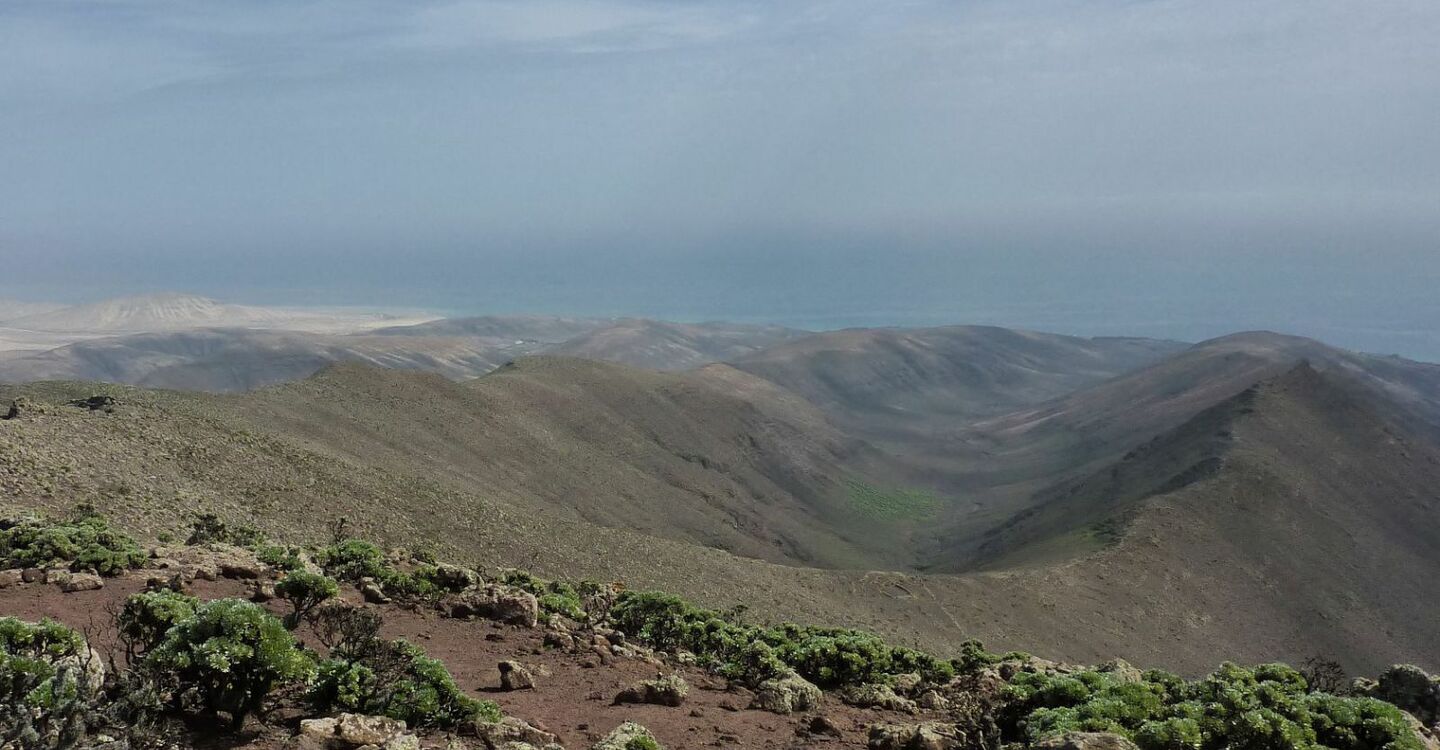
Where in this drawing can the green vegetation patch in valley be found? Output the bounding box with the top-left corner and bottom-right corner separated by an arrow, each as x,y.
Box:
843,478 -> 941,520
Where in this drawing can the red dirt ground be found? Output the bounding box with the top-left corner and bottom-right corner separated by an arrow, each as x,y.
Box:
1,571 -> 952,749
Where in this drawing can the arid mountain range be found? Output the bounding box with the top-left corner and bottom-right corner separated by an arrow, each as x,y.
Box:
1,293 -> 1438,676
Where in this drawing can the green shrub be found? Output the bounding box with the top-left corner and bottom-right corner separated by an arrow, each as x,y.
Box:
316,539 -> 390,581
185,513 -> 265,548
275,571 -> 340,629
117,590 -> 199,660
500,570 -> 585,620
144,599 -> 314,729
311,639 -> 499,728
0,515 -> 145,576
1004,663 -> 1424,750
316,539 -> 438,600
0,617 -> 97,747
608,591 -> 952,688
254,544 -> 304,572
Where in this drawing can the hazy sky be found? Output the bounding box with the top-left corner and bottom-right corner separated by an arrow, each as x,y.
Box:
2,1 -> 1438,356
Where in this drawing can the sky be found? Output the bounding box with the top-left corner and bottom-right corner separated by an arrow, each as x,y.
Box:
1,0 -> 1438,357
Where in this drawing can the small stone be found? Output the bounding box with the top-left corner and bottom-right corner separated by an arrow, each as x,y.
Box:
250,580 -> 276,602
808,715 -> 844,737
360,579 -> 392,604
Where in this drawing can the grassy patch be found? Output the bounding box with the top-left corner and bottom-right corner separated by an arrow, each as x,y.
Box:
843,479 -> 939,520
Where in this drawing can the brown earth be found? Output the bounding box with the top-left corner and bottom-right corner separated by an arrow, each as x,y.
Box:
0,571 -> 950,750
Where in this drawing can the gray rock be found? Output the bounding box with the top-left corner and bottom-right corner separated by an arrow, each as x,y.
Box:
752,670 -> 823,714
499,660 -> 536,691
1035,732 -> 1142,750
472,716 -> 561,749
61,572 -> 104,592
843,683 -> 918,713
867,721 -> 967,750
590,722 -> 662,750
614,674 -> 688,707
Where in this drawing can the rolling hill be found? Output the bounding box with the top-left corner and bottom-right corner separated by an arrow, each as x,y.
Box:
549,319 -> 808,371
0,310 -> 810,389
2,343 -> 1439,675
729,326 -> 1189,439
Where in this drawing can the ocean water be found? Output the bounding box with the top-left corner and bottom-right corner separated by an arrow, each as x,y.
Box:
6,245 -> 1439,363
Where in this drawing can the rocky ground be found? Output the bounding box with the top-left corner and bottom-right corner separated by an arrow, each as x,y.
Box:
0,543 -> 986,750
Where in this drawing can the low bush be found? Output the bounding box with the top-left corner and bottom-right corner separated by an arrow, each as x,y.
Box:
117,590 -> 199,661
316,539 -> 439,601
254,544 -> 304,572
608,591 -> 953,688
0,514 -> 146,576
1004,662 -> 1424,750
144,599 -> 314,729
500,570 -> 586,620
0,617 -> 96,748
275,571 -> 340,629
311,639 -> 500,728
184,513 -> 266,548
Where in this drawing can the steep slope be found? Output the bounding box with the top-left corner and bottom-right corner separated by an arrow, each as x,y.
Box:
549,319 -> 808,371
964,332 -> 1440,485
370,314 -> 613,342
948,365 -> 1440,670
0,358 -> 907,569
1,363 -> 1438,674
730,326 -> 1188,439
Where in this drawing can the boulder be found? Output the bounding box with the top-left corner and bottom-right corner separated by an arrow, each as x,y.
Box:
808,715 -> 845,737
472,716 -> 561,749
43,568 -> 73,586
55,646 -> 106,694
591,722 -> 662,750
165,543 -> 267,580
337,713 -> 409,745
1035,732 -> 1142,750
251,580 -> 276,602
891,672 -> 924,695
614,674 -> 688,707
429,563 -> 478,591
867,721 -> 967,750
1373,665 -> 1440,725
445,585 -> 539,628
752,670 -> 823,715
1097,659 -> 1144,684
917,690 -> 950,711
21,567 -> 45,583
61,572 -> 104,592
299,717 -> 341,750
359,578 -> 392,604
843,683 -> 918,713
499,661 -> 536,691
0,569 -> 23,587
